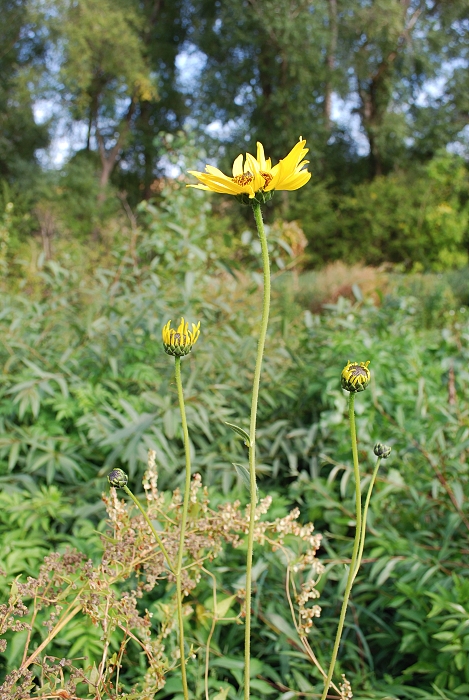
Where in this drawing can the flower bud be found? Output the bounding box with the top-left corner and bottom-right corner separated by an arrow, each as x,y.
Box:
341,361 -> 371,393
108,468 -> 128,488
373,443 -> 391,459
162,317 -> 200,357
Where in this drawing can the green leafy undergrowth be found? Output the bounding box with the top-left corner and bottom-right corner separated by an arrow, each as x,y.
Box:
2,189 -> 469,695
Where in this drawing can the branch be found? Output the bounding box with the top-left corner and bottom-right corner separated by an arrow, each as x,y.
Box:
369,2 -> 423,85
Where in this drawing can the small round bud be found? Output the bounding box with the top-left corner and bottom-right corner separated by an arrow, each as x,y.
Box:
341,360 -> 371,393
162,317 -> 200,357
108,468 -> 128,488
373,443 -> 391,459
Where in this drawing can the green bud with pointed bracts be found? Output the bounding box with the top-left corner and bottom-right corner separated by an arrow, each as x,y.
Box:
374,443 -> 391,459
108,468 -> 128,488
341,360 -> 371,393
162,317 -> 201,357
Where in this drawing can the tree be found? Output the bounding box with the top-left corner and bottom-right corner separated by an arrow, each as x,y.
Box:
0,0 -> 49,180
119,0 -> 191,199
409,0 -> 469,161
335,0 -> 469,176
55,0 -> 157,191
190,0 -> 334,163
190,0 -> 469,183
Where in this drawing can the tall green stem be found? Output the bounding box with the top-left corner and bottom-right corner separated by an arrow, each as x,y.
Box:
174,355 -> 192,700
320,393 -> 362,700
353,456 -> 381,582
122,485 -> 175,574
244,201 -> 271,700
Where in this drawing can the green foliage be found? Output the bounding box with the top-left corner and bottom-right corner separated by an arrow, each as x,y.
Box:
58,0 -> 157,118
1,184 -> 469,696
291,151 -> 469,270
0,0 -> 49,180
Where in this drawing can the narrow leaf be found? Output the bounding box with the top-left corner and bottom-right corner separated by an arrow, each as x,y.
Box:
225,422 -> 250,446
233,463 -> 255,492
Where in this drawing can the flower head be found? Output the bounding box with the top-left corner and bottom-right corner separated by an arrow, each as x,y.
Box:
374,443 -> 391,459
108,468 -> 128,488
341,361 -> 371,393
187,137 -> 311,202
162,317 -> 200,357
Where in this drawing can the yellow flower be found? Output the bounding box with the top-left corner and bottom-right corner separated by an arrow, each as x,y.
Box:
341,361 -> 371,393
187,137 -> 311,201
162,317 -> 201,357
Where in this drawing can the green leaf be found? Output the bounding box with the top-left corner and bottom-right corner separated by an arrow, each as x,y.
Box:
233,463 -> 255,492
88,663 -> 99,694
432,631 -> 454,642
225,422 -> 250,446
215,595 -> 237,619
213,689 -> 229,700
454,684 -> 469,695
8,441 -> 20,471
264,612 -> 301,644
250,679 -> 277,695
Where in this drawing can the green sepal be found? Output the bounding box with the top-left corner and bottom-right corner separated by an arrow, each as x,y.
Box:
374,442 -> 391,458
108,468 -> 128,488
163,342 -> 193,357
341,377 -> 369,393
235,190 -> 275,206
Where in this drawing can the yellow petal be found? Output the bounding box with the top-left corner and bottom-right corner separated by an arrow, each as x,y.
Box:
232,154 -> 244,177
191,173 -> 242,193
192,180 -> 239,195
276,171 -> 311,191
186,183 -> 211,191
264,161 -> 283,191
205,165 -> 233,180
280,139 -> 308,176
244,153 -> 265,191
256,142 -> 266,170
244,152 -> 260,173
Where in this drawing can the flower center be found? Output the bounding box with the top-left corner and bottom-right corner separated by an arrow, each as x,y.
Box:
173,333 -> 187,345
350,366 -> 368,379
261,171 -> 273,186
232,171 -> 254,186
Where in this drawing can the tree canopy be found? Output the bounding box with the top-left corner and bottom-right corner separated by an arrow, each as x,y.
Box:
1,0 -> 468,268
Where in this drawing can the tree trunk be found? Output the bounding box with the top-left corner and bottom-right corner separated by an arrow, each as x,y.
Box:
35,205 -> 55,261
324,0 -> 338,131
96,99 -> 137,201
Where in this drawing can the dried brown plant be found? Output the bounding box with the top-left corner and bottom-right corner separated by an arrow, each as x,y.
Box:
1,451 -> 324,700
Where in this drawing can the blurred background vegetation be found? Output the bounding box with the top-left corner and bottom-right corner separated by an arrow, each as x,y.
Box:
2,0 -> 469,698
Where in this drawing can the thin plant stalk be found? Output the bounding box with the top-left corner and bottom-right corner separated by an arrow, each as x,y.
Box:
122,360 -> 192,700
320,393 -> 362,700
244,201 -> 271,700
122,485 -> 175,574
202,566 -> 218,700
353,456 -> 381,582
21,601 -> 82,671
174,354 -> 192,700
